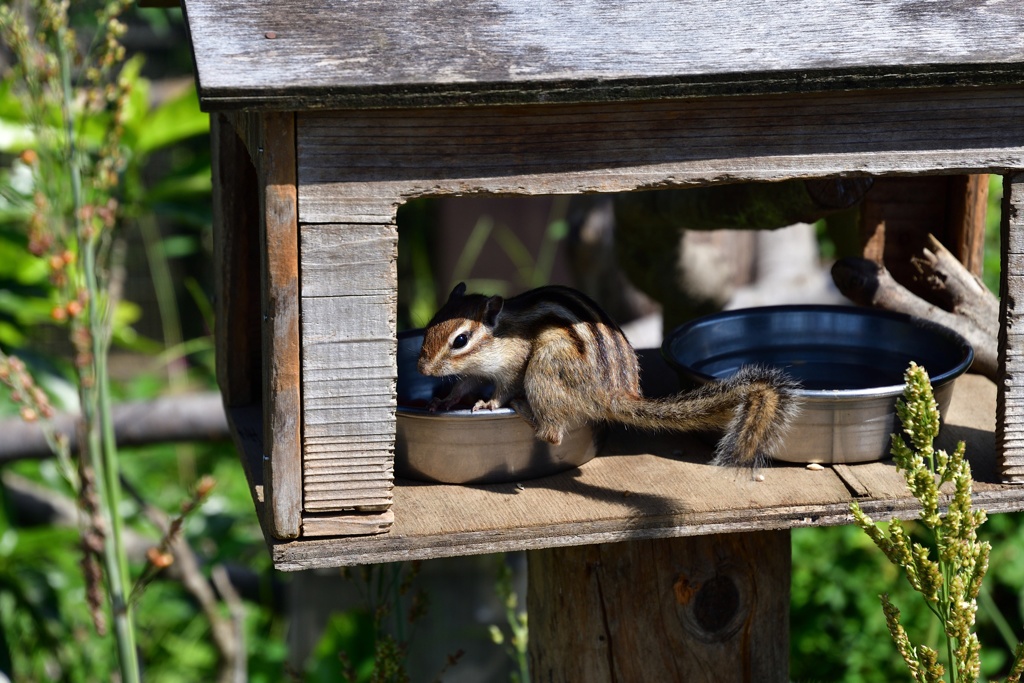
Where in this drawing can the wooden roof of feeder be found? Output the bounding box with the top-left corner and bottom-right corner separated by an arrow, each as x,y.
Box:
182,0 -> 1024,111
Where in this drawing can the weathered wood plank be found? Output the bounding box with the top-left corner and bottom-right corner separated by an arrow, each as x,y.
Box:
297,88 -> 1024,224
303,439 -> 394,456
257,112 -> 303,538
227,406 -> 393,538
528,531 -> 790,682
299,225 -> 398,513
301,511 -> 395,538
999,173 -> 1024,484
301,223 -> 397,298
860,176 -> 986,288
831,464 -> 872,498
181,0 -> 1024,110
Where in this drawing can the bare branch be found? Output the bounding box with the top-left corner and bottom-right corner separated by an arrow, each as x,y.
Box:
0,392 -> 230,462
831,242 -> 998,381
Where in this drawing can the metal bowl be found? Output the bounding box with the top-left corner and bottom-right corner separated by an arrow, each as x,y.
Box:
396,329 -> 599,484
661,305 -> 974,464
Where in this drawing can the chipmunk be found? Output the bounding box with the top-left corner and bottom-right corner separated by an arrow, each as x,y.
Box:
417,283 -> 800,467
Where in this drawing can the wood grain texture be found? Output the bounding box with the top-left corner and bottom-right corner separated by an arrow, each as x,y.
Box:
228,405 -> 394,538
181,0 -> 1024,110
528,531 -> 790,682
999,173 -> 1024,484
860,175 -> 989,289
949,174 -> 990,276
299,223 -> 398,512
860,176 -> 963,297
297,87 -> 1024,224
263,374 -> 1024,570
257,112 -> 303,538
301,511 -> 395,538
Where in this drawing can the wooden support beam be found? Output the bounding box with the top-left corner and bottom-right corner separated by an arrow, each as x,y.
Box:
257,112 -> 303,539
527,531 -> 791,682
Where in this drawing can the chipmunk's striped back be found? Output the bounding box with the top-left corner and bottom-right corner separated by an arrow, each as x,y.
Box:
498,286 -> 641,397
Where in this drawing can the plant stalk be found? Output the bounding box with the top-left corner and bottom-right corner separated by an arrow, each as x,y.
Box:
57,24 -> 140,683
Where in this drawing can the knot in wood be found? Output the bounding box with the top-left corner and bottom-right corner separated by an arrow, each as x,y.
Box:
693,575 -> 740,635
676,571 -> 749,643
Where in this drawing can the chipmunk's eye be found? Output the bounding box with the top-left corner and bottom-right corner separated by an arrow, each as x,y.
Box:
451,333 -> 469,350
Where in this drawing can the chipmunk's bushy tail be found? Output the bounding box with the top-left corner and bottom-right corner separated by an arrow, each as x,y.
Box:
615,365 -> 801,467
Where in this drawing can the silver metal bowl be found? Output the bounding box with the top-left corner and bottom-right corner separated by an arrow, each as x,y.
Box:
396,330 -> 599,484
661,305 -> 974,464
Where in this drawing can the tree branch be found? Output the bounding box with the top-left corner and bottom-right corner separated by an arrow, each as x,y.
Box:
831,235 -> 997,380
0,392 -> 230,462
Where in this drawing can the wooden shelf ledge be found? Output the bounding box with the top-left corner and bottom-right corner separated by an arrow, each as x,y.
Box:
260,372 -> 1022,571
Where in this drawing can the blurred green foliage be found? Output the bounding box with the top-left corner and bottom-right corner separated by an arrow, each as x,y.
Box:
792,511 -> 1024,682
0,4 -> 437,679
985,174 -> 1004,294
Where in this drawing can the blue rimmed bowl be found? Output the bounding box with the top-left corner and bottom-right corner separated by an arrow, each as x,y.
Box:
661,305 -> 974,464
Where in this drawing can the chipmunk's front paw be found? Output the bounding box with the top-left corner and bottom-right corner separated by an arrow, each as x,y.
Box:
428,396 -> 458,412
471,398 -> 502,412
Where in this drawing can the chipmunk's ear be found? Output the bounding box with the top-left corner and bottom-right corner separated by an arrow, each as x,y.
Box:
483,295 -> 504,328
447,282 -> 467,302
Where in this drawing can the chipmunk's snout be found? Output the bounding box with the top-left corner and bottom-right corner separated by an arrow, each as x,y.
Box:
417,350 -> 437,376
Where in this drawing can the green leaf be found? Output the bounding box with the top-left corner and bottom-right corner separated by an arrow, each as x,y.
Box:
136,86 -> 209,154
142,169 -> 213,205
0,289 -> 55,326
160,234 -> 199,259
0,240 -> 47,286
119,55 -> 150,127
0,321 -> 25,347
0,118 -> 35,151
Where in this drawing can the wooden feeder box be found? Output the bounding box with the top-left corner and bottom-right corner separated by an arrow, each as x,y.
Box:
181,1 -> 1024,572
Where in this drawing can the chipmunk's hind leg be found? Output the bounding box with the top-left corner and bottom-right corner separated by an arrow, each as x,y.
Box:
511,398 -> 567,445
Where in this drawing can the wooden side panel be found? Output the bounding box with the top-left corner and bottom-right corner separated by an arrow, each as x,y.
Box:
999,173 -> 1024,483
211,113 -> 261,408
297,88 -> 1024,224
257,112 -> 303,538
300,223 -> 398,513
527,532 -> 791,682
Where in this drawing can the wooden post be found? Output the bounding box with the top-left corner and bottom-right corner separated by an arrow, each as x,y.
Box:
527,531 -> 791,682
948,174 -> 990,276
256,112 -> 303,539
